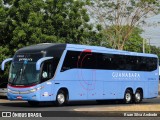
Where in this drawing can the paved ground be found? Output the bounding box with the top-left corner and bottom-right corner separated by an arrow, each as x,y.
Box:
0,97 -> 160,119
0,96 -> 160,111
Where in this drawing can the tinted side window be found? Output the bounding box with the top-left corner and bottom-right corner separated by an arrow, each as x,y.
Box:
97,53 -> 115,70
61,51 -> 97,71
125,56 -> 136,70
81,53 -> 97,69
147,58 -> 157,71
61,51 -> 79,72
61,51 -> 158,72
97,54 -> 157,71
112,54 -> 125,70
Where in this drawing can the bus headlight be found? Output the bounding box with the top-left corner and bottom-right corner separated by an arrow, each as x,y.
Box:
29,88 -> 37,93
7,89 -> 19,94
29,86 -> 43,93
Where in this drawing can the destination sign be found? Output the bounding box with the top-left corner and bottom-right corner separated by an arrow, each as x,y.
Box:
13,53 -> 43,62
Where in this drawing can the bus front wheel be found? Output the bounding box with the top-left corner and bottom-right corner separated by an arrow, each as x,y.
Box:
134,90 -> 142,103
124,89 -> 133,104
55,90 -> 68,106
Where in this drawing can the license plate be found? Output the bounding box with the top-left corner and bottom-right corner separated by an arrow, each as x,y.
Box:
17,96 -> 22,99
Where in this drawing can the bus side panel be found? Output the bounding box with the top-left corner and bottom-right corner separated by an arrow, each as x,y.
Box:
40,80 -> 54,101
54,69 -> 88,100
55,69 -> 104,101
148,81 -> 159,98
87,80 -> 103,100
103,81 -> 122,99
144,70 -> 159,98
77,69 -> 104,100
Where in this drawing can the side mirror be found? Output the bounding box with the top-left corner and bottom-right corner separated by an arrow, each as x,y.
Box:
1,58 -> 13,71
36,57 -> 53,71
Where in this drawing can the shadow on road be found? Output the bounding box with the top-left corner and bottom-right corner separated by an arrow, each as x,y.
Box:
0,97 -> 159,108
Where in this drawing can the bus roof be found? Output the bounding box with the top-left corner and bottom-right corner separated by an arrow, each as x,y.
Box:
66,44 -> 158,58
16,43 -> 66,53
16,43 -> 158,58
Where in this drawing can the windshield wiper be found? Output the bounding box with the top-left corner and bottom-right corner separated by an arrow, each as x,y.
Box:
11,69 -> 21,85
21,64 -> 29,85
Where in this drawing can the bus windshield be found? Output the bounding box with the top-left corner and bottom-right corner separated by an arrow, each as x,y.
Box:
9,62 -> 40,86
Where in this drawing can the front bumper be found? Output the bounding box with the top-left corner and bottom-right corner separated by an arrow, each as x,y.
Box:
7,91 -> 41,101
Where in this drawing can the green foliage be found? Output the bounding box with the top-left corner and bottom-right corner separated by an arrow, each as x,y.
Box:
100,25 -> 160,61
124,28 -> 144,52
1,0 -> 98,51
0,0 -> 101,79
100,25 -> 160,56
99,25 -> 137,49
149,46 -> 160,59
0,45 -> 10,79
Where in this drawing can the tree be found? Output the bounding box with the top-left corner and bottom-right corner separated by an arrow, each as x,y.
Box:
88,0 -> 160,50
3,0 -> 58,51
0,0 -> 99,79
43,0 -> 93,44
0,0 -> 11,79
123,27 -> 144,52
0,46 -> 10,80
149,45 -> 160,58
100,26 -> 146,51
0,0 -> 96,53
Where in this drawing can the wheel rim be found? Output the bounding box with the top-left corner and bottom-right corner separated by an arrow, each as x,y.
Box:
135,92 -> 141,101
57,93 -> 65,104
125,93 -> 131,102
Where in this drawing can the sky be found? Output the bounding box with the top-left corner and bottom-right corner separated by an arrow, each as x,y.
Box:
141,14 -> 160,47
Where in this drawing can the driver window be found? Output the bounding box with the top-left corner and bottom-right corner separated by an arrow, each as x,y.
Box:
41,60 -> 53,82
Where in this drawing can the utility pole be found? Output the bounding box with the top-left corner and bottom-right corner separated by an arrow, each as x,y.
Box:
143,38 -> 145,53
148,38 -> 151,53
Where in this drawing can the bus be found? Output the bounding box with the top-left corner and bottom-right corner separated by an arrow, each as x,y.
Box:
1,43 -> 159,106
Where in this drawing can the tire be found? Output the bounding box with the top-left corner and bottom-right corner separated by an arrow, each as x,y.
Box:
124,89 -> 133,104
55,90 -> 68,106
28,101 -> 39,106
134,90 -> 142,103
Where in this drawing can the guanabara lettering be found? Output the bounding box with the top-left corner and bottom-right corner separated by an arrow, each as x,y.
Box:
112,72 -> 140,78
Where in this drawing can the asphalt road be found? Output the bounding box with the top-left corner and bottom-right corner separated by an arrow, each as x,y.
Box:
0,97 -> 160,120
0,97 -> 160,113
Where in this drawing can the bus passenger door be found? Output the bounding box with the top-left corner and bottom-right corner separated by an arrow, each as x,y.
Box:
40,60 -> 53,101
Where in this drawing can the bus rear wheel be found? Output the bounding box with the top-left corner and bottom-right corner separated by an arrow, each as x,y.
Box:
134,90 -> 142,103
55,90 -> 68,106
124,89 -> 133,104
